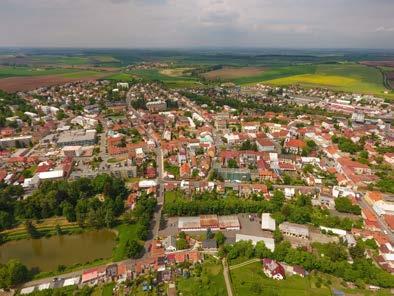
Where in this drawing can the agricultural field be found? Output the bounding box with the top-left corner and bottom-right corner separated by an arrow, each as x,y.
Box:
159,67 -> 194,77
202,66 -> 266,80
176,257 -> 227,296
127,69 -> 202,88
0,54 -> 120,66
242,63 -> 394,99
0,66 -> 116,92
230,261 -> 392,296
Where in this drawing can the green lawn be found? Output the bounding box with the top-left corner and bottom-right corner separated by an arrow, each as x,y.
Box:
230,261 -> 392,296
112,223 -> 139,261
177,258 -> 227,296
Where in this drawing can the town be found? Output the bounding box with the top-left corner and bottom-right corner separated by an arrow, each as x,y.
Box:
0,72 -> 393,296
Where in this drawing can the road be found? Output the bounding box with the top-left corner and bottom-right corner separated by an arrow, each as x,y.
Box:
358,194 -> 394,243
222,258 -> 234,296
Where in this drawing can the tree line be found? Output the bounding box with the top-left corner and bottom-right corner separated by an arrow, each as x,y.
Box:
220,239 -> 394,288
0,174 -> 128,232
163,190 -> 362,231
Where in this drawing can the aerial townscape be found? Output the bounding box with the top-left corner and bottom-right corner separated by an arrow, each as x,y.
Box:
1,1 -> 394,296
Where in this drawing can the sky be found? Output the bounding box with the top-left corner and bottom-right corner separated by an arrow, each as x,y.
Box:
1,0 -> 394,48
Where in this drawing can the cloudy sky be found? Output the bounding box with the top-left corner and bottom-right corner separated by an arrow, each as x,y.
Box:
1,0 -> 394,48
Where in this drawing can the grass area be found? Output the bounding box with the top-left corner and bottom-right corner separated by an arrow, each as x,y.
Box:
177,257 -> 227,296
164,161 -> 180,178
104,72 -> 135,81
112,223 -> 139,261
164,190 -> 184,203
230,261 -> 392,296
92,282 -> 116,296
1,217 -> 81,241
0,66 -> 80,78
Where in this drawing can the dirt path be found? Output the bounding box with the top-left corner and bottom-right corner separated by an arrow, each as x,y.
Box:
222,258 -> 234,296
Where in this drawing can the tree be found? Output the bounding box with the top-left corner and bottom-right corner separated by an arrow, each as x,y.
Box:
0,260 -> 29,289
62,202 -> 76,222
136,223 -> 148,240
227,158 -> 239,169
350,242 -> 365,259
335,197 -> 361,215
55,224 -> 62,236
273,229 -> 283,243
255,241 -> 272,258
179,231 -> 186,240
206,227 -> 213,239
125,239 -> 143,259
176,238 -> 188,250
215,231 -> 226,246
104,208 -> 115,228
25,220 -> 39,238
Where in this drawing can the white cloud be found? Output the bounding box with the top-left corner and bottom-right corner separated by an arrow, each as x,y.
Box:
0,0 -> 394,48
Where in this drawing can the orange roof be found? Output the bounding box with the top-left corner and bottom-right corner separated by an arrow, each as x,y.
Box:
285,139 -> 306,149
366,191 -> 383,203
363,208 -> 377,222
384,215 -> 394,231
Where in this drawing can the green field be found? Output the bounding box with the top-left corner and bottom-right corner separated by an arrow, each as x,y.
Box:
127,69 -> 202,88
112,223 -> 139,261
235,63 -> 394,98
0,66 -> 81,78
230,262 -> 392,296
177,257 -> 227,296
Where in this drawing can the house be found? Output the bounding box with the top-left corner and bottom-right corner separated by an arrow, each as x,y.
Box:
202,239 -> 217,251
292,265 -> 306,277
279,222 -> 309,239
106,264 -> 118,278
262,258 -> 285,280
163,236 -> 177,252
261,213 -> 276,232
365,191 -> 383,205
284,139 -> 306,154
180,162 -> 191,178
256,138 -> 275,152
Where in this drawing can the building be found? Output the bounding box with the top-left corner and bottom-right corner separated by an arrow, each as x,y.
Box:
163,236 -> 177,252
261,213 -> 276,231
235,233 -> 275,252
178,215 -> 240,232
262,258 -> 285,280
279,222 -> 309,239
0,135 -> 32,149
57,129 -> 97,147
146,100 -> 167,112
202,239 -> 217,251
256,138 -> 276,152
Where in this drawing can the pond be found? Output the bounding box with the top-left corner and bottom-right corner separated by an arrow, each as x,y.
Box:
0,229 -> 116,272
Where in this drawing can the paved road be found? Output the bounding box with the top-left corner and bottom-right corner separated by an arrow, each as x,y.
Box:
222,258 -> 234,296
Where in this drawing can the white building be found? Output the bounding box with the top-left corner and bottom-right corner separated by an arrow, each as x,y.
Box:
261,213 -> 276,231
235,233 -> 275,252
